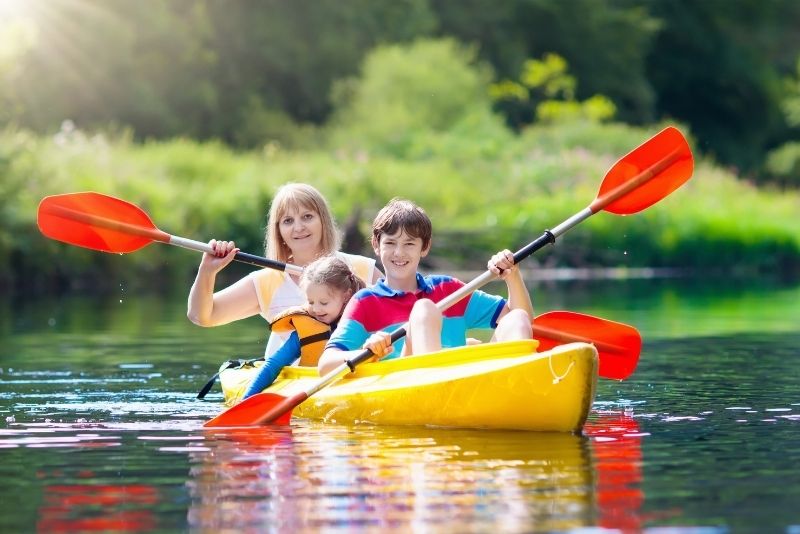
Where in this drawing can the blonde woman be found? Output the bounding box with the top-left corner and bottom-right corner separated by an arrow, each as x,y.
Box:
188,183 -> 380,355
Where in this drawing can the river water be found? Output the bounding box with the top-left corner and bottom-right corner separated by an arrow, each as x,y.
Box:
0,278 -> 798,532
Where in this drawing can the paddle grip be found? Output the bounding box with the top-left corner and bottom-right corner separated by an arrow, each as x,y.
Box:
512,230 -> 556,265
234,251 -> 299,273
346,326 -> 408,371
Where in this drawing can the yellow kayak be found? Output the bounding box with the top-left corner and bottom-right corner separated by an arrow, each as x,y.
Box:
219,340 -> 598,432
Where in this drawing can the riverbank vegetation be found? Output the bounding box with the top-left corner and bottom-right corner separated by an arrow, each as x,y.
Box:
3,116 -> 797,292
2,25 -> 799,292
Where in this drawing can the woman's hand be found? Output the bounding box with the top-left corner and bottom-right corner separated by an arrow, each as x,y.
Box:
200,239 -> 239,275
488,249 -> 517,280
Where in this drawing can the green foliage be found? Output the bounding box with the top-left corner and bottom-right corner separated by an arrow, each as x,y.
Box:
490,54 -> 617,127
645,0 -> 790,171
4,119 -> 799,292
764,142 -> 800,188
758,55 -> 800,188
432,0 -> 660,124
328,38 -> 507,158
782,57 -> 800,128
2,0 -> 800,176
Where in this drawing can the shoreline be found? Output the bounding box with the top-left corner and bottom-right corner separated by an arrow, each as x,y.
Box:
436,266 -> 694,283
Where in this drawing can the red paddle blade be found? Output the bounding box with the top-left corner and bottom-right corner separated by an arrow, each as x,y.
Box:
38,192 -> 169,253
593,126 -> 693,215
533,311 -> 642,380
204,392 -> 293,428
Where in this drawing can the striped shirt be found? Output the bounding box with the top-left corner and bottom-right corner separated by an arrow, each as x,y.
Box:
327,273 -> 506,358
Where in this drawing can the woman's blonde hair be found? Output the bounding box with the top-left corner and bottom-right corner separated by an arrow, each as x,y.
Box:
264,183 -> 341,263
300,255 -> 365,297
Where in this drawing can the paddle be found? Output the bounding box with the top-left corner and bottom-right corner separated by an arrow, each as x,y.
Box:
203,310 -> 642,427
532,311 -> 641,380
204,125 -> 693,427
37,192 -> 304,276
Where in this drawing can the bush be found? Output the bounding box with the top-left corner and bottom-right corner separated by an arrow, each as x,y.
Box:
764,141 -> 800,188
328,38 -> 510,158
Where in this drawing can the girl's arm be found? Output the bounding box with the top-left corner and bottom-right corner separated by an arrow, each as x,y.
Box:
242,331 -> 302,399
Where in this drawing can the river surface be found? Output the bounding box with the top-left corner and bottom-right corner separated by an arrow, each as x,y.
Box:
0,278 -> 798,532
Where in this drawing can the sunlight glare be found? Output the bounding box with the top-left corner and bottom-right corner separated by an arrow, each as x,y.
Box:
0,0 -> 31,18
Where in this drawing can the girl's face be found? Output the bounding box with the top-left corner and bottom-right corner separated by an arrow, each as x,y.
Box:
304,282 -> 350,325
278,204 -> 323,259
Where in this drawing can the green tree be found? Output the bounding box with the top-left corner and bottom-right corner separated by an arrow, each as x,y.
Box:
490,53 -> 616,127
645,0 -> 798,171
764,56 -> 800,188
431,0 -> 659,123
328,38 -> 509,157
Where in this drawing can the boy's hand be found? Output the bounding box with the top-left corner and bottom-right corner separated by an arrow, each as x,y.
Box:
488,249 -> 517,279
362,331 -> 394,361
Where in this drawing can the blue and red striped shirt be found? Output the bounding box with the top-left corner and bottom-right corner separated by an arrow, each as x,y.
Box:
327,273 -> 506,358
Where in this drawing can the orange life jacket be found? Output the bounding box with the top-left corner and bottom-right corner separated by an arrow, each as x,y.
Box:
269,307 -> 331,367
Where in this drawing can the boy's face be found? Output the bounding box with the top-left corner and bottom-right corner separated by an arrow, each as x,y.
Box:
373,230 -> 430,282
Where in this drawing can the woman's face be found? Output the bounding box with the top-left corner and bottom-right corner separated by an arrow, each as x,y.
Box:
278,204 -> 323,259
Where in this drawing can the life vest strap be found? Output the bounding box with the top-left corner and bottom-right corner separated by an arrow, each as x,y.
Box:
298,331 -> 331,347
196,356 -> 264,400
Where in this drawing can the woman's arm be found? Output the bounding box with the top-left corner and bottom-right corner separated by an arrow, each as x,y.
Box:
187,240 -> 261,326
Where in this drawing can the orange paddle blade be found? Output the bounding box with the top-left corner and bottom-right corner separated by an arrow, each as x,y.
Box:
593,126 -> 693,215
204,392 -> 293,428
533,311 -> 642,380
38,192 -> 170,253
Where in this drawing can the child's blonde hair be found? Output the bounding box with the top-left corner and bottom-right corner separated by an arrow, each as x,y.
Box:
300,255 -> 365,297
265,183 -> 341,262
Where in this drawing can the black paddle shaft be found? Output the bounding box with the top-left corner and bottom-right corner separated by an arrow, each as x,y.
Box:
343,230 -> 556,372
233,251 -> 289,271
512,230 -> 556,265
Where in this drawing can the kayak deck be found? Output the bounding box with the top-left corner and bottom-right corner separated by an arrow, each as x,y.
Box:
220,340 -> 598,432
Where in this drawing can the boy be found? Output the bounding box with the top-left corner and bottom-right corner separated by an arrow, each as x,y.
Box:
318,198 -> 532,374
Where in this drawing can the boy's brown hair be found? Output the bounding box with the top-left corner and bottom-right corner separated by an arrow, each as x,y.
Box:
371,198 -> 432,250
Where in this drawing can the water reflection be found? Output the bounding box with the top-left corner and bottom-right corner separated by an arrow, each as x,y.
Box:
185,413 -> 644,532
38,483 -> 158,533
1,282 -> 798,531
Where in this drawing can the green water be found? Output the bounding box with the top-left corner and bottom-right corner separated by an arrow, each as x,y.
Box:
0,278 -> 798,532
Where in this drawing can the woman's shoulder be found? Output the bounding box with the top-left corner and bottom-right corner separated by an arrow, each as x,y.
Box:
247,268 -> 298,302
336,252 -> 377,283
248,267 -> 289,284
336,251 -> 375,265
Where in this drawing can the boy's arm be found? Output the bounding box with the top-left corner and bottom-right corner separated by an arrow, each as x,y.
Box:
489,249 -> 533,317
318,332 -> 393,375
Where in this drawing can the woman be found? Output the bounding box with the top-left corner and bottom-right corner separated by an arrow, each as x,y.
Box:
187,183 -> 381,355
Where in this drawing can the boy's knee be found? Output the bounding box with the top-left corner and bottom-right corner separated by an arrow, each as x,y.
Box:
409,299 -> 441,323
498,309 -> 532,338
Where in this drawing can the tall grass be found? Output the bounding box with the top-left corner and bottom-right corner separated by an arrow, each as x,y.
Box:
2,120 -> 798,292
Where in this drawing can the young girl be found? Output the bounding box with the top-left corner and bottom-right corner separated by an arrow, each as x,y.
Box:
241,255 -> 365,399
187,183 -> 380,357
